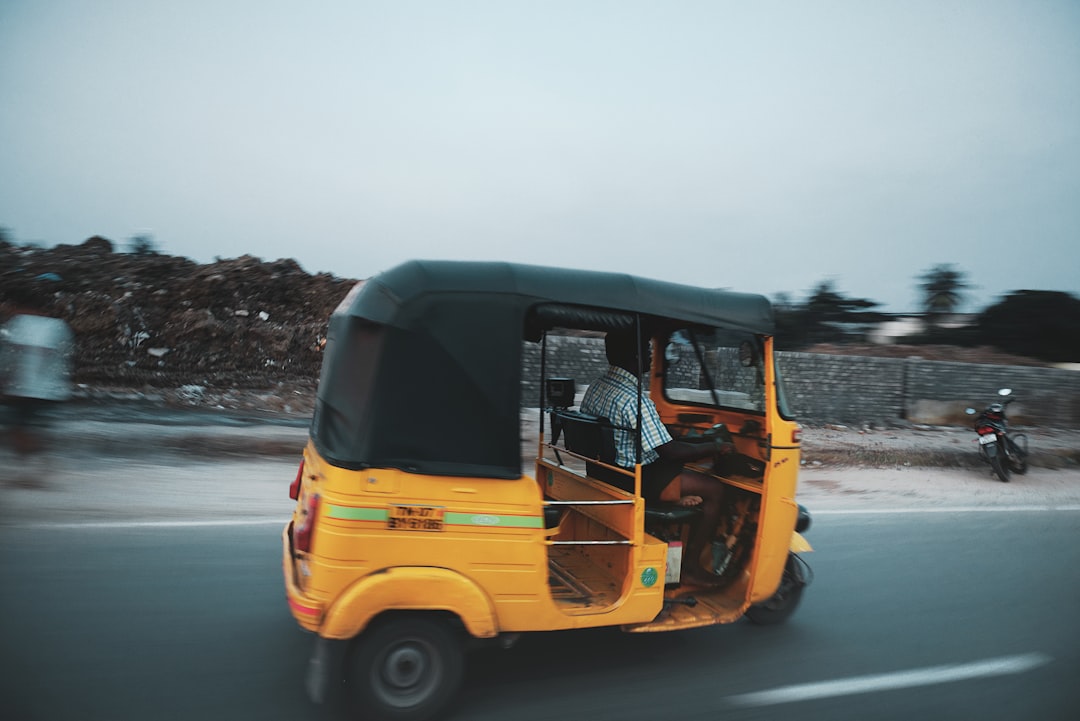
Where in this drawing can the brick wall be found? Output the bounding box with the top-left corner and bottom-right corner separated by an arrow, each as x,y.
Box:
521,336 -> 1080,428
521,336 -> 607,406
775,352 -> 907,426
897,357 -> 1080,427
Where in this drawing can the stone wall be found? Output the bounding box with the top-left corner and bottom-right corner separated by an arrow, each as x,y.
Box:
521,336 -> 1080,428
775,352 -> 907,426
521,336 -> 607,407
898,358 -> 1080,428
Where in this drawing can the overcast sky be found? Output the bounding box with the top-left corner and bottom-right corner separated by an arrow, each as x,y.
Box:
1,0 -> 1077,312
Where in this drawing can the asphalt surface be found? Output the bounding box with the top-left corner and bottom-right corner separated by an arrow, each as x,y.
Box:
2,511 -> 1077,721
2,403 -> 1079,720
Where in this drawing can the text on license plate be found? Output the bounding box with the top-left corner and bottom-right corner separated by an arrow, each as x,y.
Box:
388,505 -> 445,531
979,434 -> 998,444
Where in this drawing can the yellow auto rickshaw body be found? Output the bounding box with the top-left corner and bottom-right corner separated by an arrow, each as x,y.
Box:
282,260 -> 811,718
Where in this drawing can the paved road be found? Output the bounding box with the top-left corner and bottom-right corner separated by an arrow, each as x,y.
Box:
1,523 -> 312,721
2,504 -> 1077,720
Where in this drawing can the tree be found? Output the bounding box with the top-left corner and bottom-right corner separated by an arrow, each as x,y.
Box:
774,280 -> 885,350
917,264 -> 971,328
975,290 -> 1080,363
128,234 -> 160,256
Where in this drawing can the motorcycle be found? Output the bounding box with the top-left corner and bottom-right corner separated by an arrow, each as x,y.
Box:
965,389 -> 1029,483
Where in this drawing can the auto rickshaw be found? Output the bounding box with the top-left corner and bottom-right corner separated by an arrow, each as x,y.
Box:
283,260 -> 812,721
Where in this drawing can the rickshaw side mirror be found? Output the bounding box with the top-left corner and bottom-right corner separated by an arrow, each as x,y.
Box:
665,344 -> 682,366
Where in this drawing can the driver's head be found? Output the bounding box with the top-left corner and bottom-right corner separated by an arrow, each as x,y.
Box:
605,329 -> 650,374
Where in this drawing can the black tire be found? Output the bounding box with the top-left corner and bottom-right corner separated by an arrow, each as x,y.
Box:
344,616 -> 464,721
1008,434 -> 1029,475
745,555 -> 805,626
990,451 -> 1011,483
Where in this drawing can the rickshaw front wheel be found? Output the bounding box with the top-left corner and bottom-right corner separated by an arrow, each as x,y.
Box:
344,615 -> 464,721
745,554 -> 806,626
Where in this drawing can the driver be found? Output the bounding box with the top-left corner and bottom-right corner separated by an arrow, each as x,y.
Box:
580,329 -> 733,585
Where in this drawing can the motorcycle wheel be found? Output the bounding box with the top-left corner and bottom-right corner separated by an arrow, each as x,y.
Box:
1008,434 -> 1029,475
990,452 -> 1011,483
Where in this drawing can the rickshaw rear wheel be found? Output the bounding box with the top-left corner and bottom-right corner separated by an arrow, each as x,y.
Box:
745,554 -> 805,626
344,615 -> 464,721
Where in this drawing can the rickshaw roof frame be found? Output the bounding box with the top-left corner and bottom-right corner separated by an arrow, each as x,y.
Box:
311,260 -> 774,479
342,260 -> 774,336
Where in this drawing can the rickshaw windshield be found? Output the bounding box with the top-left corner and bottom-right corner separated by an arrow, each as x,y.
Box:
662,327 -> 767,414
774,356 -> 796,420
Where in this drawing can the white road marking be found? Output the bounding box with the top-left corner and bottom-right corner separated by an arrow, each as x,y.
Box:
727,652 -> 1052,707
19,518 -> 287,530
812,505 -> 1080,514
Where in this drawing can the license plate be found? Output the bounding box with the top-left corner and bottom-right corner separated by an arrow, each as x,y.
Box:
978,434 -> 998,445
388,505 -> 445,531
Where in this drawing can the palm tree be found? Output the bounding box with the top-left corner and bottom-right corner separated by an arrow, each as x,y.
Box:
918,264 -> 970,328
774,280 -> 883,349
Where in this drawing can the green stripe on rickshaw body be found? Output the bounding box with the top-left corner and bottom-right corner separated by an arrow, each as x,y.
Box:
444,512 -> 543,529
325,504 -> 542,529
325,505 -> 389,522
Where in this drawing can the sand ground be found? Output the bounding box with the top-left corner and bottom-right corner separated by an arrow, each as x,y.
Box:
1,414 -> 1078,525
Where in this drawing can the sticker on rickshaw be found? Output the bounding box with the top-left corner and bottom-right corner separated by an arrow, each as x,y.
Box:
388,505 -> 445,531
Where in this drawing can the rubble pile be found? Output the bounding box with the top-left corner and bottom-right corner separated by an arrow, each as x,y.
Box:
3,237 -> 1053,415
0,237 -> 356,396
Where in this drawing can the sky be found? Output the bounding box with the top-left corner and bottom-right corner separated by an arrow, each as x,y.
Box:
1,0 -> 1078,313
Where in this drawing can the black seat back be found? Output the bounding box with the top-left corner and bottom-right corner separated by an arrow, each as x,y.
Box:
551,410 -> 701,525
550,410 -> 617,464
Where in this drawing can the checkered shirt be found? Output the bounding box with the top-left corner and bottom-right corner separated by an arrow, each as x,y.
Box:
580,365 -> 672,468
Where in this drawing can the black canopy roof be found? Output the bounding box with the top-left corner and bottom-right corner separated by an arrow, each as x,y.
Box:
343,260 -> 773,334
311,260 -> 773,478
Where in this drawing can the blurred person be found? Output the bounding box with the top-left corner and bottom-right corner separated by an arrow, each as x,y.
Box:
0,310 -> 74,475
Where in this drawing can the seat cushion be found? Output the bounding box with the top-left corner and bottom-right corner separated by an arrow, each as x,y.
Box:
644,503 -> 702,525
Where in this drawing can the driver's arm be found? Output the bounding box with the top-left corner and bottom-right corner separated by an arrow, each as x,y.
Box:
639,395 -> 734,464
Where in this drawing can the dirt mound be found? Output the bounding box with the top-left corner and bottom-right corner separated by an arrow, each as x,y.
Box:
1,237 -> 356,392
3,238 -> 1054,410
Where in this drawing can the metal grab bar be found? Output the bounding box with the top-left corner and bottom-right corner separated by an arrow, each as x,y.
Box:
546,539 -> 632,546
544,499 -> 633,506
538,456 -> 639,545
541,442 -> 634,478
541,443 -> 642,498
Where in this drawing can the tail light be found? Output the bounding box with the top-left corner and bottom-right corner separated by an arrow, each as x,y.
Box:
791,426 -> 802,443
294,492 -> 321,553
289,459 -> 305,500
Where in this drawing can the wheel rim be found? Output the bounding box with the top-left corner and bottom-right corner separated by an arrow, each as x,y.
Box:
372,637 -> 443,709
